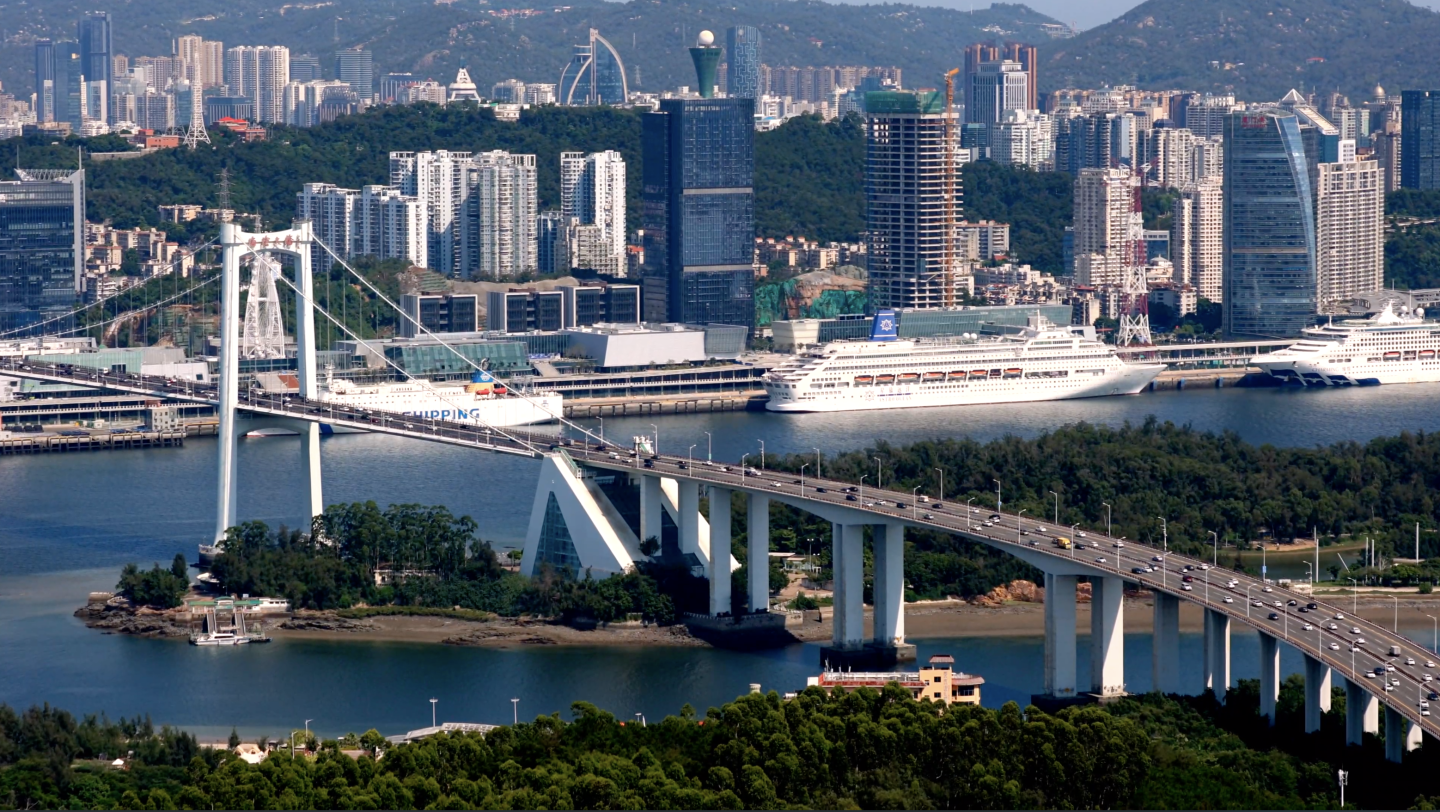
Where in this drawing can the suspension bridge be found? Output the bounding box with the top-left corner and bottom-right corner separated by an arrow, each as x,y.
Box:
1,220 -> 1435,761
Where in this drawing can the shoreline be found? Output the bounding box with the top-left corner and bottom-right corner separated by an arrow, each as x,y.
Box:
76,594 -> 1440,649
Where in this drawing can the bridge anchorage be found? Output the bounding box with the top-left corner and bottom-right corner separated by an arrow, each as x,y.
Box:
3,221 -> 1437,761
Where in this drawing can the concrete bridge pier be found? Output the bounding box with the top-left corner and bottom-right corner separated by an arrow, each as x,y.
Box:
747,494 -> 769,612
677,480 -> 701,556
1384,706 -> 1422,762
708,487 -> 732,615
828,523 -> 866,653
1089,576 -> 1124,696
639,475 -> 663,548
869,523 -> 914,663
1303,654 -> 1332,733
1043,573 -> 1078,698
1203,609 -> 1231,700
1151,592 -> 1180,695
1345,677 -> 1379,746
1259,632 -> 1280,725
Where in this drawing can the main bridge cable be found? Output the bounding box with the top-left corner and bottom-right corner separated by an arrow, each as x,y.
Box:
0,235 -> 222,340
270,269 -> 548,456
311,235 -> 605,447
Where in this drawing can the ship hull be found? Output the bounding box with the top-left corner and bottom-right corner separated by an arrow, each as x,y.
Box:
1252,358 -> 1440,387
765,363 -> 1164,413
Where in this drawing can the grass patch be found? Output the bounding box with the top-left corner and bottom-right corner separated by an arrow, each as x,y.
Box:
336,606 -> 495,622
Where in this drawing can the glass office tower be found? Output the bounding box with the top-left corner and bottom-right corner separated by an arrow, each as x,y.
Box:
558,29 -> 629,106
1222,111 -> 1316,337
641,98 -> 755,329
726,26 -> 761,100
1401,90 -> 1440,189
0,169 -> 85,337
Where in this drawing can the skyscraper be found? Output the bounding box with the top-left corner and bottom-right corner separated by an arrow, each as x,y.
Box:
52,41 -> 85,129
176,35 -> 226,89
1171,179 -> 1223,302
77,12 -> 113,96
1314,159 -> 1384,309
863,89 -> 962,310
1222,111 -> 1316,337
641,32 -> 754,327
390,150 -> 474,276
558,29 -> 628,106
1401,90 -> 1440,189
296,183 -> 425,272
334,48 -> 373,102
966,60 -> 1028,137
0,168 -> 84,337
726,26 -> 761,100
34,39 -> 55,123
1002,42 -> 1037,112
560,151 -> 627,276
289,54 -> 323,82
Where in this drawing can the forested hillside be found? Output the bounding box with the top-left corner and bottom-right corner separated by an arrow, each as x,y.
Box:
0,0 -> 1060,103
1039,0 -> 1440,102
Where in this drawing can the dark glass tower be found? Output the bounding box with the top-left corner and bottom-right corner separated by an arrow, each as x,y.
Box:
77,11 -> 112,90
1401,90 -> 1440,189
725,26 -> 760,100
34,39 -> 54,123
558,29 -> 628,105
641,97 -> 755,329
1222,111 -> 1316,337
334,48 -> 374,102
0,169 -> 84,337
52,41 -> 85,128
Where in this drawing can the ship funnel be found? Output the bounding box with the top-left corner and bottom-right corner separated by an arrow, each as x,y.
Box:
870,310 -> 898,341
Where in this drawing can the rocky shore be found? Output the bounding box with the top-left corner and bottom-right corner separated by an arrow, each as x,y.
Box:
74,595 -> 190,639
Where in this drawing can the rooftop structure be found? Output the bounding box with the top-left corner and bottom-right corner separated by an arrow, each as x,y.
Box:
806,654 -> 984,706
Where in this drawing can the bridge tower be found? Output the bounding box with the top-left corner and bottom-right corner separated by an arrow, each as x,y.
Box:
215,221 -> 323,544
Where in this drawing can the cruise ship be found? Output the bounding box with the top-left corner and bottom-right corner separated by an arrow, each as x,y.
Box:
763,311 -> 1165,413
1250,303 -> 1440,386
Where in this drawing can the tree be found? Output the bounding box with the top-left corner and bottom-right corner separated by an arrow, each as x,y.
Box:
171,554 -> 189,582
228,728 -> 240,749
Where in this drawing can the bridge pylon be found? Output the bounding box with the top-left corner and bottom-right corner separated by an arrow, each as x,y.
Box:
214,221 -> 322,546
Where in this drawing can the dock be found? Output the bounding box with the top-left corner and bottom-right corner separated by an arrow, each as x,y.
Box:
564,391 -> 767,418
0,429 -> 187,454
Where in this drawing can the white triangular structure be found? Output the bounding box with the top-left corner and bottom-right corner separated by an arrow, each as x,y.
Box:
448,67 -> 481,103
240,252 -> 287,360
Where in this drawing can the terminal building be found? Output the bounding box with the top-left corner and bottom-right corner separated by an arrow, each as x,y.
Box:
771,304 -> 1073,352
801,654 -> 984,705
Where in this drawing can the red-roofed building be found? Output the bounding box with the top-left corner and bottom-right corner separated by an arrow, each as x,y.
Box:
806,654 -> 984,706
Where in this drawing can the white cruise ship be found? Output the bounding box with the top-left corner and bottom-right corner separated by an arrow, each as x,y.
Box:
319,370 -> 563,430
1250,303 -> 1440,386
763,311 -> 1165,413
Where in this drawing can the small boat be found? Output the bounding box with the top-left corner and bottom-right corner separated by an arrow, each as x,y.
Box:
923,371 -> 946,382
1384,351 -> 1401,360
1422,350 -> 1435,359
1003,368 -> 1023,377
876,374 -> 896,384
854,375 -> 873,385
897,373 -> 920,382
971,369 -> 990,378
948,371 -> 967,381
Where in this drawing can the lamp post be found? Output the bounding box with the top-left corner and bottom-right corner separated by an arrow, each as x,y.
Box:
429,698 -> 437,728
814,448 -> 823,480
688,444 -> 696,468
1246,584 -> 1256,620
511,698 -> 519,725
1209,531 -> 1218,568
1071,524 -> 1078,558
994,479 -> 1002,512
1157,516 -> 1167,553
874,457 -> 883,491
1102,502 -> 1111,538
741,453 -> 749,482
935,467 -> 945,504
1050,491 -> 1060,526
1348,578 -> 1358,615
758,440 -> 765,470
859,474 -> 869,504
800,463 -> 809,495
1303,561 -> 1314,592
1426,614 -> 1438,654
704,431 -> 712,463
1018,510 -> 1028,545
1394,595 -> 1399,633
598,417 -> 604,446
649,423 -> 659,455
966,497 -> 975,529
912,486 -> 921,520
635,712 -> 646,728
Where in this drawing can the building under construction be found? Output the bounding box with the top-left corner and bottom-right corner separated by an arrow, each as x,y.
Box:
863,89 -> 963,310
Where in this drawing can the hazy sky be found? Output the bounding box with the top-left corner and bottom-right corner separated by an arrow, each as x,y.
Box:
821,0 -> 1440,31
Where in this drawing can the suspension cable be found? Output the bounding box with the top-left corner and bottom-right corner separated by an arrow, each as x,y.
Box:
271,270 -> 549,455
312,236 -> 604,446
0,235 -> 221,340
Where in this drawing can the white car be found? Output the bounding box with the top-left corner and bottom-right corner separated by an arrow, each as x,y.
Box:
1113,541 -> 1125,549
1303,623 -> 1313,631
1095,557 -> 1107,564
1329,642 -> 1341,651
1335,612 -> 1345,620
1182,584 -> 1193,591
1386,664 -> 1396,672
1351,627 -> 1363,634
1199,564 -> 1210,571
1427,661 -> 1437,669
1262,586 -> 1273,593
1273,601 -> 1284,608
1356,638 -> 1367,646
983,521 -> 993,527
1077,531 -> 1087,538
1252,600 -> 1264,608
1327,623 -> 1339,630
1153,555 -> 1165,562
1408,657 -> 1417,666
1425,674 -> 1434,682
1223,597 -> 1234,604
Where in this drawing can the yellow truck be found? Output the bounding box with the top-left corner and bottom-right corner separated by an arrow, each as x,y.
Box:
1055,537 -> 1072,550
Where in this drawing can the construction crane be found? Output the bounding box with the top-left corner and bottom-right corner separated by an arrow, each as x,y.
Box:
942,68 -> 960,308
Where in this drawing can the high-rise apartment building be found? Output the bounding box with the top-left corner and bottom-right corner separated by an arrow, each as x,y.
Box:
726,26 -> 761,100
1055,112 -> 1114,175
1314,159 -> 1384,310
863,89 -> 962,309
1222,111 -> 1316,337
0,168 -> 84,336
1401,90 -> 1440,189
641,58 -> 754,326
225,46 -> 289,123
560,151 -> 627,276
966,60 -> 1027,137
1371,122 -> 1403,193
1072,167 -> 1141,288
1002,42 -> 1038,112
1170,179 -> 1223,302
175,36 -> 225,89
1181,93 -> 1239,139
461,151 -> 538,279
334,48 -> 374,102
296,183 -> 425,272
289,54 -> 323,82
990,108 -> 1053,169
390,150 -> 473,276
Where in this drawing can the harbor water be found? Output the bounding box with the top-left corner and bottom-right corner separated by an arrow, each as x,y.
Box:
5,383 -> 1440,737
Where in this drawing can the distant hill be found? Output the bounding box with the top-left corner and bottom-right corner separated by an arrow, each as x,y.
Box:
0,0 -> 1062,101
1038,0 -> 1440,102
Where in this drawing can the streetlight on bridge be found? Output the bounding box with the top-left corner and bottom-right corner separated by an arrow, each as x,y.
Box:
934,467 -> 945,505
1102,502 -> 1111,538
1050,491 -> 1059,526
994,479 -> 1002,512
